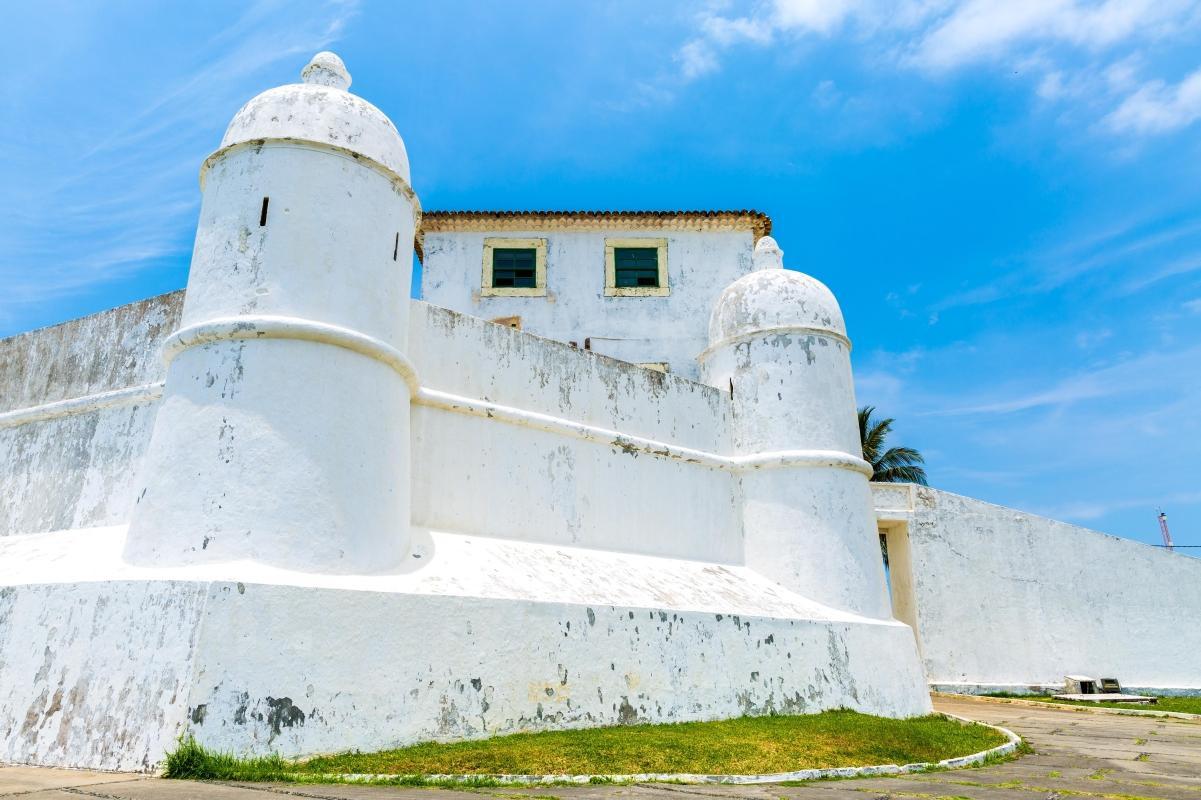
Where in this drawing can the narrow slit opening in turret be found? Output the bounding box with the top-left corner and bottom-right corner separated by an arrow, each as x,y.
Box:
259,197 -> 270,227
393,232 -> 399,261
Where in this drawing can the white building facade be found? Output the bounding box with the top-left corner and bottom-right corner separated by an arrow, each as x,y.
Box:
1,52 -> 1199,772
420,210 -> 770,380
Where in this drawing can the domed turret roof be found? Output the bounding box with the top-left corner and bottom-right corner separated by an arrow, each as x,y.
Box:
708,236 -> 847,345
217,52 -> 411,183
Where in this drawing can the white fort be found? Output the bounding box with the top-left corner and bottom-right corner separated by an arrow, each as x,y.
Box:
2,53 -> 1199,772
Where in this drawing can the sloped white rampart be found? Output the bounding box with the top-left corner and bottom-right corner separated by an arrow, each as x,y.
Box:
0,527 -> 931,770
875,485 -> 1201,693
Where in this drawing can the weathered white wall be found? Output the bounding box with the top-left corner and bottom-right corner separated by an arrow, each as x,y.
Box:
0,293 -> 181,536
873,485 -> 1201,692
10,293 -> 1198,702
408,302 -> 742,562
0,293 -> 178,411
1,525 -> 930,770
0,580 -> 206,771
124,142 -> 418,574
0,292 -> 939,770
421,230 -> 755,380
2,294 -> 744,560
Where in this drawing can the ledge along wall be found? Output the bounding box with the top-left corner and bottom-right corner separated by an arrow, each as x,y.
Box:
874,484 -> 1201,694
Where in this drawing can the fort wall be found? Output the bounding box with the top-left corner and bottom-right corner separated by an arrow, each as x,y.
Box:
875,484 -> 1201,693
2,294 -> 744,563
0,293 -> 181,536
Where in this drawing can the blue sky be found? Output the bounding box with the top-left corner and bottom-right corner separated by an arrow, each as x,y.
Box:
4,0 -> 1200,550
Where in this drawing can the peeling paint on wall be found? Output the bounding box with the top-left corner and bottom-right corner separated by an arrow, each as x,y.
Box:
0,581 -> 207,771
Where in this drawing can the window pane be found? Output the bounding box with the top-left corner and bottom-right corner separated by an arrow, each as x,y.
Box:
492,248 -> 537,288
614,247 -> 659,288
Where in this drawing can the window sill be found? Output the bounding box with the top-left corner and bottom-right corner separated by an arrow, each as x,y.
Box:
604,286 -> 670,297
481,287 -> 548,297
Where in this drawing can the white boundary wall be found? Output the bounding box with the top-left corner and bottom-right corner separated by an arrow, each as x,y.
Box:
0,293 -> 182,536
874,484 -> 1201,693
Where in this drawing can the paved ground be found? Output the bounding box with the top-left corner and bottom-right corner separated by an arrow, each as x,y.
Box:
3,696 -> 1198,800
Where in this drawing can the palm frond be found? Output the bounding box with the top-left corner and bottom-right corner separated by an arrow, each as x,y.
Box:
858,406 -> 928,485
873,464 -> 929,485
875,446 -> 925,469
858,406 -> 895,465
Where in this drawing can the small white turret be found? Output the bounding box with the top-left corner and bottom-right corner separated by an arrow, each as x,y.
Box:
124,53 -> 420,573
701,236 -> 891,618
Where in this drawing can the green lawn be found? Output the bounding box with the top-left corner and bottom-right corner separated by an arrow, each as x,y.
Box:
165,710 -> 1009,782
1011,694 -> 1201,715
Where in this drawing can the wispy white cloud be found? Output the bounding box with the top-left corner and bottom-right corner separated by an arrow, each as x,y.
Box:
910,0 -> 1192,71
927,213 -> 1201,314
675,39 -> 721,80
929,370 -> 1111,416
671,0 -> 1201,138
1105,66 -> 1201,135
1036,489 -> 1201,523
1074,328 -> 1113,349
1121,254 -> 1201,293
926,344 -> 1201,416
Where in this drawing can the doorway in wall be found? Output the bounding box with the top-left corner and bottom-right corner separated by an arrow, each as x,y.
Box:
879,520 -> 923,654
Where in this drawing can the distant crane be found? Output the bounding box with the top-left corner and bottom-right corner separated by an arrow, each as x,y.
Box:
1158,510 -> 1175,552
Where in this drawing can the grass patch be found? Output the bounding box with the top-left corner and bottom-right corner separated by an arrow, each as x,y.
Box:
985,693 -> 1201,715
165,737 -> 294,782
164,710 -> 1009,781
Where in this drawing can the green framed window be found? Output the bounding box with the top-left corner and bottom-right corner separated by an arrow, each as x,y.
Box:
614,247 -> 660,288
481,238 -> 547,297
605,238 -> 668,297
492,248 -> 537,288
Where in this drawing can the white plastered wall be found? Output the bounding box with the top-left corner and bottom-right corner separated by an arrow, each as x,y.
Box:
873,484 -> 1201,693
408,302 -> 742,561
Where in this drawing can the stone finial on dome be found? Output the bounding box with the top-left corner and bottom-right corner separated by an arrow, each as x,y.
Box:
217,51 -> 410,182
707,232 -> 847,345
753,236 -> 784,270
301,51 -> 352,90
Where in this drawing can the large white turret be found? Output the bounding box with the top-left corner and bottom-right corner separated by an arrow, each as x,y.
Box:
701,236 -> 892,618
124,53 -> 420,573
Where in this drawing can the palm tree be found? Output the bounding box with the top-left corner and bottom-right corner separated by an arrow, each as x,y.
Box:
858,406 -> 928,485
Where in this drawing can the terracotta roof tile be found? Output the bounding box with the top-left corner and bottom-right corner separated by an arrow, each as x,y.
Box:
416,209 -> 771,261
